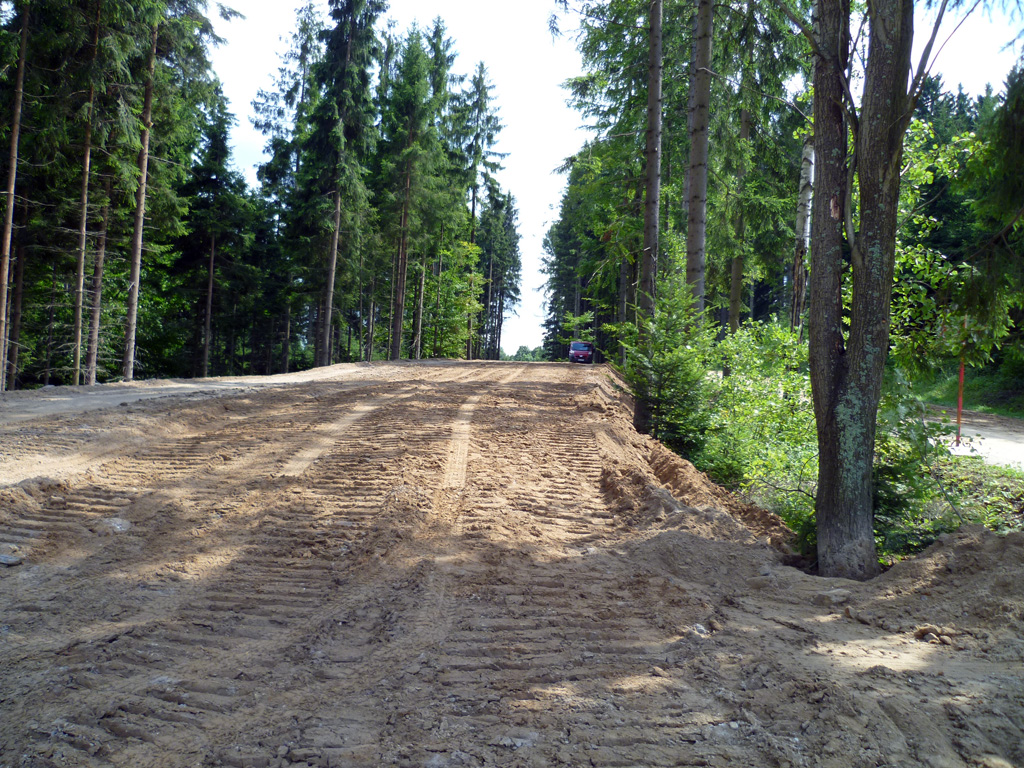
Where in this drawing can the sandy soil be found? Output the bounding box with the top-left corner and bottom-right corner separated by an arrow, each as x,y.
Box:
1,361 -> 1021,768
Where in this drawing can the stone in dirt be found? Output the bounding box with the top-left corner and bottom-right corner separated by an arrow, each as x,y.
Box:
94,517 -> 132,535
813,588 -> 853,607
0,553 -> 23,566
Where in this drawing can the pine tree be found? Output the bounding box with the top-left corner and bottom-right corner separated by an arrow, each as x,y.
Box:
377,28 -> 437,360
0,2 -> 28,392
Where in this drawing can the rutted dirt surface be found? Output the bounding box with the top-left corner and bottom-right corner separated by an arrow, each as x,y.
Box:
1,361 -> 1022,768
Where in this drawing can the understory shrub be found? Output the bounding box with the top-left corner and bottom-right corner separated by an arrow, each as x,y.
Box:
610,272 -> 715,458
615,309 -> 1023,561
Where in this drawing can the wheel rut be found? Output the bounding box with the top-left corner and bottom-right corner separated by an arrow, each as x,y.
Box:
2,370 -> 518,766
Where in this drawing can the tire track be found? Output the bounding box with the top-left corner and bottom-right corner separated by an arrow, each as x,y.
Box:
368,367 -> 728,767
3,384 -> 462,767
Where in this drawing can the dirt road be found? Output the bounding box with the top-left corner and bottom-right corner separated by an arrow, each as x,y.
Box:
1,362 -> 1022,768
945,410 -> 1024,470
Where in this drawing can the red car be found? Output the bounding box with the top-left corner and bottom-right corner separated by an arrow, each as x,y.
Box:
568,341 -> 595,363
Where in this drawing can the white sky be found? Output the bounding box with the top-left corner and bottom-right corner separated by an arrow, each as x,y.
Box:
209,2 -> 1021,355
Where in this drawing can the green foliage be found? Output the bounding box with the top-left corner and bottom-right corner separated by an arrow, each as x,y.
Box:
913,357 -> 1024,419
559,310 -> 595,345
699,321 -> 817,512
611,272 -> 713,457
420,241 -> 483,359
3,2 -> 522,385
871,369 -> 958,556
504,345 -> 544,362
930,457 -> 1024,535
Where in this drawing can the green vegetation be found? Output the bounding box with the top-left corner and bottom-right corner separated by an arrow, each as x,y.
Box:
606,279 -> 1023,564
913,360 -> 1024,420
0,1 -> 522,391
543,4 -> 1023,572
502,345 -> 545,362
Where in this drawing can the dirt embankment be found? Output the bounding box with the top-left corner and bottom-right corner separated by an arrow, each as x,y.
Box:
1,361 -> 1021,768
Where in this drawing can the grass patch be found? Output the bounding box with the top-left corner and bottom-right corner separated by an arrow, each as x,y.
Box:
913,364 -> 1024,419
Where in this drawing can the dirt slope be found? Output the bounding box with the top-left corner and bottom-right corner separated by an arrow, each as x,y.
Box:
1,361 -> 1021,768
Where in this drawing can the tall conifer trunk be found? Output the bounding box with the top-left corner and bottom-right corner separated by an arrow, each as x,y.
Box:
202,234 -> 215,377
0,5 -> 29,394
496,280 -> 505,355
413,258 -> 426,359
433,251 -> 442,356
485,254 -> 494,358
633,0 -> 663,434
86,183 -> 110,385
366,279 -> 376,362
685,0 -> 713,312
44,265 -> 57,385
466,272 -> 475,360
73,0 -> 102,386
282,299 -> 291,373
389,159 -> 412,360
122,23 -> 158,382
6,232 -> 25,390
321,186 -> 343,367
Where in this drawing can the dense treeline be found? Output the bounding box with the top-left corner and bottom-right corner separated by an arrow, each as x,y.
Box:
544,0 -> 1023,577
0,0 -> 521,389
543,0 -> 806,361
544,21 -> 1022,363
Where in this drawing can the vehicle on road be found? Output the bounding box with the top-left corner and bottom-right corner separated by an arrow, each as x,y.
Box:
568,341 -> 595,364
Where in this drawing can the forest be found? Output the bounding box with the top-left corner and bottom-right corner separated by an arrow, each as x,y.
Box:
542,0 -> 1023,577
0,0 -> 522,387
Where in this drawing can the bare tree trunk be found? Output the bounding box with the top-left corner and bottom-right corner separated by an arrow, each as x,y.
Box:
122,23 -> 158,382
390,161 -> 412,360
413,258 -> 426,359
366,281 -> 376,362
485,254 -> 494,358
433,250 -> 442,356
6,233 -> 25,390
791,133 -> 814,333
313,293 -> 324,366
357,256 -> 364,361
685,0 -> 713,312
728,109 -> 752,334
201,234 -> 215,377
809,0 -> 854,571
73,104 -> 94,385
618,252 -> 630,364
282,299 -> 291,373
809,0 -> 917,580
466,273 -> 475,360
321,186 -> 342,367
819,0 -> 914,580
469,181 -> 478,245
72,0 -> 102,386
44,264 -> 57,386
496,279 -> 505,355
85,183 -> 110,385
0,6 -> 29,394
633,0 -> 663,434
